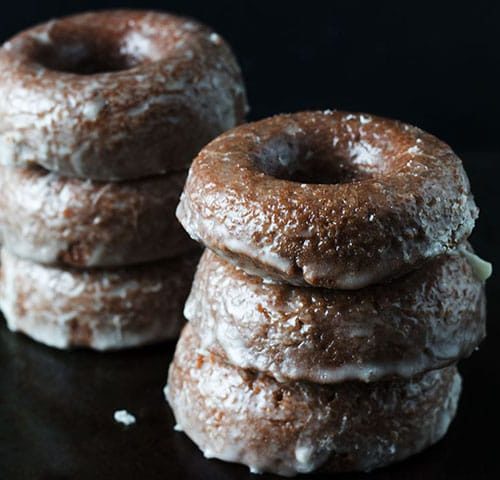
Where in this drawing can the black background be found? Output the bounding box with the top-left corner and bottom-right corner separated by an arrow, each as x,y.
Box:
0,2 -> 499,480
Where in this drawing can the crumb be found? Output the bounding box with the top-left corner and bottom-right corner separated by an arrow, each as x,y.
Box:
113,409 -> 136,426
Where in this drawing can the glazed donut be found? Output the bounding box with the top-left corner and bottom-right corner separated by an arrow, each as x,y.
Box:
0,248 -> 199,350
186,247 -> 486,383
0,10 -> 247,180
0,164 -> 194,267
177,111 -> 478,289
166,324 -> 461,476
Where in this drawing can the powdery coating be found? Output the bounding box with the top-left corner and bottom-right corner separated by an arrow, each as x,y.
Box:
0,165 -> 194,267
166,324 -> 461,476
185,247 -> 485,384
177,111 -> 478,289
0,10 -> 247,180
0,248 -> 199,350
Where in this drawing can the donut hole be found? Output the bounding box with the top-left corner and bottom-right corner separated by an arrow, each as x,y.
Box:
255,135 -> 386,185
30,28 -> 149,74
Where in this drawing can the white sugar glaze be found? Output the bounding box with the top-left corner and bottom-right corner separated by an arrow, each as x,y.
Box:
166,326 -> 462,476
0,11 -> 247,180
177,111 -> 478,289
185,248 -> 486,383
0,165 -> 192,267
0,248 -> 198,349
460,247 -> 492,281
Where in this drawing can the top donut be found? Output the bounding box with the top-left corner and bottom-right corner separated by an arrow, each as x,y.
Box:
177,110 -> 478,289
0,10 -> 247,180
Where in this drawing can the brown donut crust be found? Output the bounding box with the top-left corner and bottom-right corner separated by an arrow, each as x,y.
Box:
186,247 -> 485,383
0,248 -> 199,349
177,111 -> 478,289
166,324 -> 461,475
0,10 -> 247,180
0,164 -> 195,267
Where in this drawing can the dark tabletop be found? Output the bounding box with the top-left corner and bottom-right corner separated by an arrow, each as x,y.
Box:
0,153 -> 498,480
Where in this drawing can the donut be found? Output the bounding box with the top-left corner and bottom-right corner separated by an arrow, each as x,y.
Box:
0,10 -> 247,180
0,248 -> 199,350
166,324 -> 461,475
0,164 -> 195,267
185,247 -> 486,383
177,111 -> 478,289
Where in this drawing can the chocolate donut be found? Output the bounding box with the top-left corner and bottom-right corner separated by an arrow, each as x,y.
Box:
177,111 -> 478,289
166,324 -> 461,475
186,247 -> 486,383
0,164 -> 194,267
0,10 -> 247,180
0,248 -> 198,349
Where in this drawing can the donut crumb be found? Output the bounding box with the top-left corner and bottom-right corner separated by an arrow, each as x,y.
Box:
113,409 -> 136,426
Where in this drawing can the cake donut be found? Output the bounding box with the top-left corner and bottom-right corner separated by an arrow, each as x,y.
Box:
0,10 -> 247,180
177,111 -> 478,289
0,164 -> 194,267
185,247 -> 486,384
0,248 -> 199,350
166,324 -> 461,476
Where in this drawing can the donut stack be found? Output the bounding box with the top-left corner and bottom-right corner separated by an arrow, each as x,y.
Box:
0,11 -> 247,349
167,111 -> 490,475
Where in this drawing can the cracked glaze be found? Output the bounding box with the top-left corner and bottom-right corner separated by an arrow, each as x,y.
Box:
185,247 -> 486,383
0,164 -> 194,267
0,10 -> 247,180
166,324 -> 461,476
177,111 -> 478,289
0,248 -> 199,350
